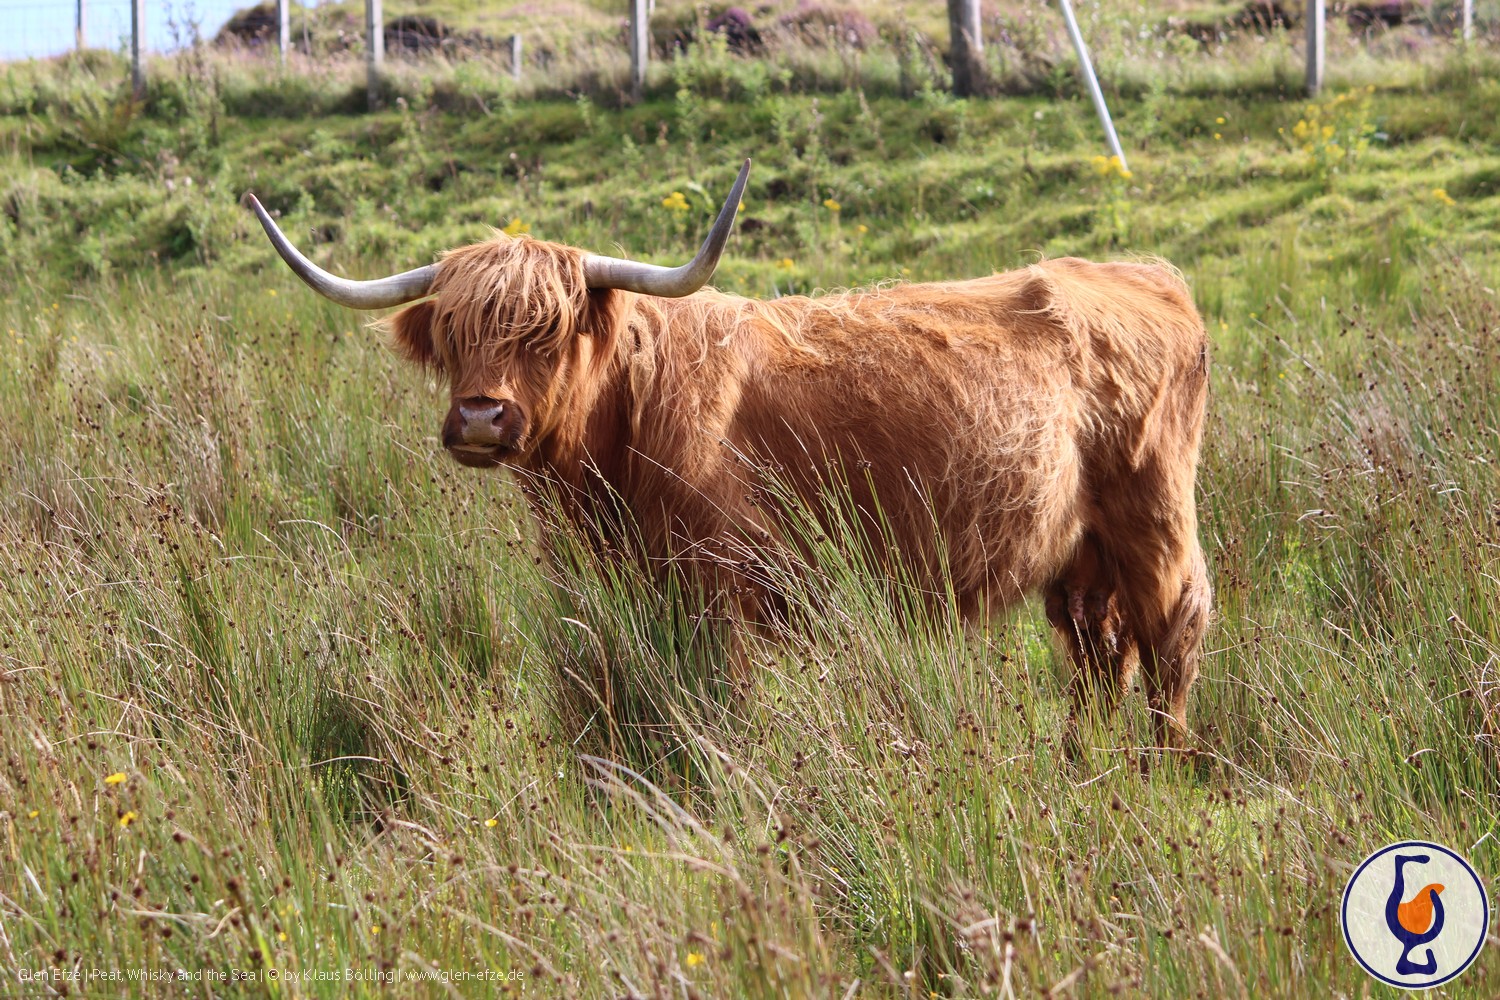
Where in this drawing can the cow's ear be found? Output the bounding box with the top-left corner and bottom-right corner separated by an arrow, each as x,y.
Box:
390,300 -> 438,369
580,288 -> 624,350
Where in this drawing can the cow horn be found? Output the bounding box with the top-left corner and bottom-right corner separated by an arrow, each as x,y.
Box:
582,158 -> 750,297
244,193 -> 439,310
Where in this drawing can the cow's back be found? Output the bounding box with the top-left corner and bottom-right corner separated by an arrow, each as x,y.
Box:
619,260 -> 1207,616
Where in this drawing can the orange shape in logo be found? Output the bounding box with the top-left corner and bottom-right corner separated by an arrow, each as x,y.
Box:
1398,884 -> 1446,935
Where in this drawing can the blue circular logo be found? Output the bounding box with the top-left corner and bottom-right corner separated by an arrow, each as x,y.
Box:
1342,840 -> 1488,989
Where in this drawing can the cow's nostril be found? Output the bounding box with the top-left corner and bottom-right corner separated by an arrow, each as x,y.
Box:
491,405 -> 505,426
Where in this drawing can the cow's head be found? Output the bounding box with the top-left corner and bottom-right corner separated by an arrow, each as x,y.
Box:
245,160 -> 749,468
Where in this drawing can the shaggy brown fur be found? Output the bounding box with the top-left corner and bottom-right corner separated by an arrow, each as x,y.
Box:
390,233 -> 1212,750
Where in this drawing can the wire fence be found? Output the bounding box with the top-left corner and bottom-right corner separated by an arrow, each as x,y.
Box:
0,0 -> 325,61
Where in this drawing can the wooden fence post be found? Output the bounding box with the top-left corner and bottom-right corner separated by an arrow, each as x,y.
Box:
367,0 -> 384,109
278,0 -> 290,65
629,0 -> 649,100
131,0 -> 145,96
510,33 -> 523,82
1306,0 -> 1325,95
947,0 -> 986,97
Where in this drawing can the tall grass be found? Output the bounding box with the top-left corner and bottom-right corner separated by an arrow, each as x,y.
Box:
2,250 -> 1495,994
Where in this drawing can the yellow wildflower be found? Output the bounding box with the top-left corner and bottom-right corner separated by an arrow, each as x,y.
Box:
685,952 -> 704,967
267,289 -> 277,297
823,198 -> 841,212
28,809 -> 39,818
661,191 -> 689,212
1215,116 -> 1226,124
119,811 -> 138,828
502,217 -> 530,237
776,258 -> 795,270
104,772 -> 127,785
856,224 -> 868,234
485,818 -> 498,828
1432,188 -> 1456,207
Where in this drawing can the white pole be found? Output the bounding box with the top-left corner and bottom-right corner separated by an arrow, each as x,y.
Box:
510,33 -> 522,82
1056,0 -> 1128,172
277,0 -> 289,65
629,0 -> 648,100
1461,0 -> 1473,41
1306,0 -> 1325,95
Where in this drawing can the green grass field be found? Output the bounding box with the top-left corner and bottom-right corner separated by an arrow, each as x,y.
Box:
2,5 -> 1499,996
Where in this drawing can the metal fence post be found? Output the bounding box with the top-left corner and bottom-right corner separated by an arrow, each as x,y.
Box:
76,0 -> 86,51
1057,0 -> 1129,172
278,0 -> 290,65
1462,0 -> 1474,41
510,33 -> 522,82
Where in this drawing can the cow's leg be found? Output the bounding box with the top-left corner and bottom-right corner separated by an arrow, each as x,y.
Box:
1047,536 -> 1138,759
1123,538 -> 1210,753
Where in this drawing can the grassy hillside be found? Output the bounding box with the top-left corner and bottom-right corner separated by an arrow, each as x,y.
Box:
2,15 -> 1499,999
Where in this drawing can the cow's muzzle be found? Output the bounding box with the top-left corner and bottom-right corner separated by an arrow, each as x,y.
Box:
442,396 -> 525,467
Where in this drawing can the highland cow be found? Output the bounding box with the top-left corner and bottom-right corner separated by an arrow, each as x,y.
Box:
246,160 -> 1212,751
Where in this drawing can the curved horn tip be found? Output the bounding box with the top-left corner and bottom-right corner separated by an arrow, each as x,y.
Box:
243,191 -> 438,310
579,156 -> 754,297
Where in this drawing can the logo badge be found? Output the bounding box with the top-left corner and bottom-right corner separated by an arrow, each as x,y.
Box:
1343,840 -> 1488,989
